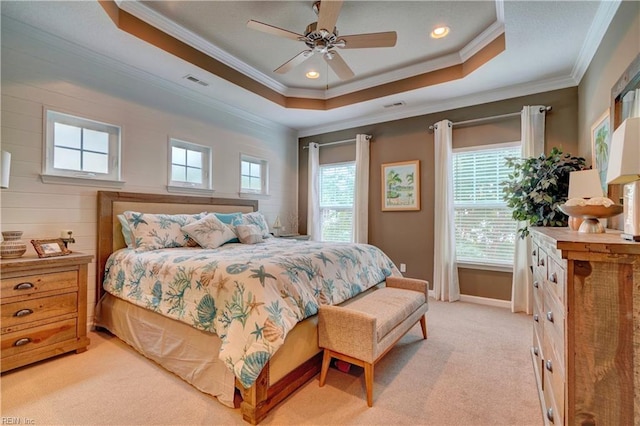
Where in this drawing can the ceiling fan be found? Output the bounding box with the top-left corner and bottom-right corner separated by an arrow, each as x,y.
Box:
247,0 -> 397,81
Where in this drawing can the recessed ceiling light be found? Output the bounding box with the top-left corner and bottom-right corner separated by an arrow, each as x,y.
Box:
306,71 -> 320,79
431,26 -> 450,39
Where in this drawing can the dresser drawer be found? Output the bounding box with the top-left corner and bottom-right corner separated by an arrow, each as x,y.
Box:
543,290 -> 565,364
543,364 -> 564,425
1,318 -> 76,359
1,292 -> 77,329
546,257 -> 565,304
534,247 -> 548,281
1,270 -> 78,299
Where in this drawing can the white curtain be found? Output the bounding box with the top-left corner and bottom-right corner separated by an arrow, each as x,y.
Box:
353,134 -> 370,244
622,88 -> 640,119
307,143 -> 321,241
511,106 -> 546,314
433,120 -> 460,302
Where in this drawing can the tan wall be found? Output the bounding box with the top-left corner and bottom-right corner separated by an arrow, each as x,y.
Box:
299,87 -> 578,300
578,1 -> 640,161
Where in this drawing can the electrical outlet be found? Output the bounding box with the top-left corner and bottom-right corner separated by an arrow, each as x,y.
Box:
400,263 -> 406,273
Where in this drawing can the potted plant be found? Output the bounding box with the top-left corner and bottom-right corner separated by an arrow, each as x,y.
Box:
502,147 -> 587,238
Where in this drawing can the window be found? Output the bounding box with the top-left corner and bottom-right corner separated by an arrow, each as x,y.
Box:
43,109 -> 121,183
240,155 -> 268,195
319,162 -> 355,242
452,143 -> 520,267
169,138 -> 211,190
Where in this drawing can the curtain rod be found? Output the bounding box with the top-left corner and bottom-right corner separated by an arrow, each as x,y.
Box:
428,106 -> 552,131
302,135 -> 371,149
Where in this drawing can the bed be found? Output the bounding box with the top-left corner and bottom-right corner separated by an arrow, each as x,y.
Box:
94,191 -> 399,424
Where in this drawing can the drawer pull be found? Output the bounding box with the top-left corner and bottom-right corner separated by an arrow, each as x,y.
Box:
532,249 -> 537,256
14,337 -> 31,347
546,311 -> 554,323
14,282 -> 35,290
14,308 -> 34,317
547,408 -> 554,423
533,281 -> 539,289
539,258 -> 545,267
545,360 -> 553,372
533,347 -> 539,356
533,314 -> 539,322
549,272 -> 557,283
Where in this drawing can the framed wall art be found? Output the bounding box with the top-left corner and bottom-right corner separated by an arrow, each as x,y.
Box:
381,160 -> 420,211
590,109 -> 611,195
31,238 -> 70,258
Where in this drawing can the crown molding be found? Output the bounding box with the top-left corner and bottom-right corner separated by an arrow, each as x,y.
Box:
571,0 -> 621,83
297,75 -> 577,137
118,0 -> 290,94
119,0 -> 506,100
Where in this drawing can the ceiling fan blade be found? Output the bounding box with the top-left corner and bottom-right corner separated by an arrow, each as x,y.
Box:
338,31 -> 398,48
324,50 -> 354,80
316,0 -> 343,33
247,20 -> 303,41
274,50 -> 314,74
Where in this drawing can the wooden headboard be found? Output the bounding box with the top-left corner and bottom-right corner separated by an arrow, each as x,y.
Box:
96,191 -> 258,301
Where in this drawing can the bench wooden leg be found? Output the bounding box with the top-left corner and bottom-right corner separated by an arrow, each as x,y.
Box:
319,349 -> 332,387
364,362 -> 374,407
420,314 -> 428,339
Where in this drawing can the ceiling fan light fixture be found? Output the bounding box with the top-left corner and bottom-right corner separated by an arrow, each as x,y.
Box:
430,26 -> 450,39
306,70 -> 320,79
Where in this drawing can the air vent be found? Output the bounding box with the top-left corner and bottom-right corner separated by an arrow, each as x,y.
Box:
383,101 -> 405,109
183,74 -> 209,87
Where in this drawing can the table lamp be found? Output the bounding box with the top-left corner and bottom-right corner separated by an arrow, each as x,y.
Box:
272,215 -> 282,237
1,151 -> 11,189
606,116 -> 640,241
558,169 -> 622,233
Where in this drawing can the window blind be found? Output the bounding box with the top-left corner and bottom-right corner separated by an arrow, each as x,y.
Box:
319,162 -> 355,242
453,145 -> 520,266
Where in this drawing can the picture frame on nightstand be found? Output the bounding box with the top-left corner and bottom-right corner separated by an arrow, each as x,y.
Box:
31,238 -> 70,258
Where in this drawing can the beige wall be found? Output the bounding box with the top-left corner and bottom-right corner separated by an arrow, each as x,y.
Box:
0,26 -> 299,324
299,87 -> 578,300
578,1 -> 639,161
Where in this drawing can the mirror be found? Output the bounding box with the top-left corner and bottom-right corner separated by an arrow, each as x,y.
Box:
611,53 -> 640,130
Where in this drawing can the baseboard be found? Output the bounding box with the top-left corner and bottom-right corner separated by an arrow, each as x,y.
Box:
428,289 -> 510,309
459,294 -> 510,309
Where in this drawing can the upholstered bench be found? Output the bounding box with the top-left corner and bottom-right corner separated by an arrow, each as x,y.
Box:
318,276 -> 429,406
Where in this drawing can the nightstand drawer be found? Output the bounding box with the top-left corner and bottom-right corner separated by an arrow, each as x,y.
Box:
1,292 -> 77,329
1,270 -> 78,299
1,318 -> 76,359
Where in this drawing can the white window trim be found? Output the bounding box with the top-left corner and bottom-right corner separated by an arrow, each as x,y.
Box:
452,141 -> 520,268
239,154 -> 269,196
167,138 -> 212,194
42,108 -> 123,186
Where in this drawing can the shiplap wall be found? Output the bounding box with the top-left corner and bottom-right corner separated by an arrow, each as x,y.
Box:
1,20 -> 299,325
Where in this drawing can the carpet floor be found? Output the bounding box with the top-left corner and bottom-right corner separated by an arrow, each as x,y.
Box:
0,300 -> 542,425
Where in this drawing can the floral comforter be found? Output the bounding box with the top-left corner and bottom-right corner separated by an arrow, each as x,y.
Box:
103,238 -> 399,388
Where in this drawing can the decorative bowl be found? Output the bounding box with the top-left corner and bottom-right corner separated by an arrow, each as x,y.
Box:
557,204 -> 623,233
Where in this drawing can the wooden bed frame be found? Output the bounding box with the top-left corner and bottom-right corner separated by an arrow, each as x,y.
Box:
96,191 -> 323,424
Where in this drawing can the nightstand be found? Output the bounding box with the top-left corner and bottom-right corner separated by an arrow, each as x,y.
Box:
277,234 -> 310,241
1,252 -> 93,372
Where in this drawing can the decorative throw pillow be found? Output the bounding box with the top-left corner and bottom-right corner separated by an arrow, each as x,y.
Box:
236,224 -> 264,245
123,211 -> 204,252
181,213 -> 237,249
117,214 -> 134,248
214,212 -> 243,243
241,212 -> 271,238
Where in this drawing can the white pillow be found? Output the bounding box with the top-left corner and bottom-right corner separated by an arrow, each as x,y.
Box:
236,224 -> 264,245
241,212 -> 271,238
181,213 -> 237,249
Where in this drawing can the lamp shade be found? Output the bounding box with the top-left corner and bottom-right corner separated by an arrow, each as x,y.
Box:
606,116 -> 640,185
1,151 -> 11,189
273,216 -> 282,228
568,169 -> 603,199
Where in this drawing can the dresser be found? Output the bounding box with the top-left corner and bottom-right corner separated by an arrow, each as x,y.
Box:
530,228 -> 640,425
1,252 -> 92,372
